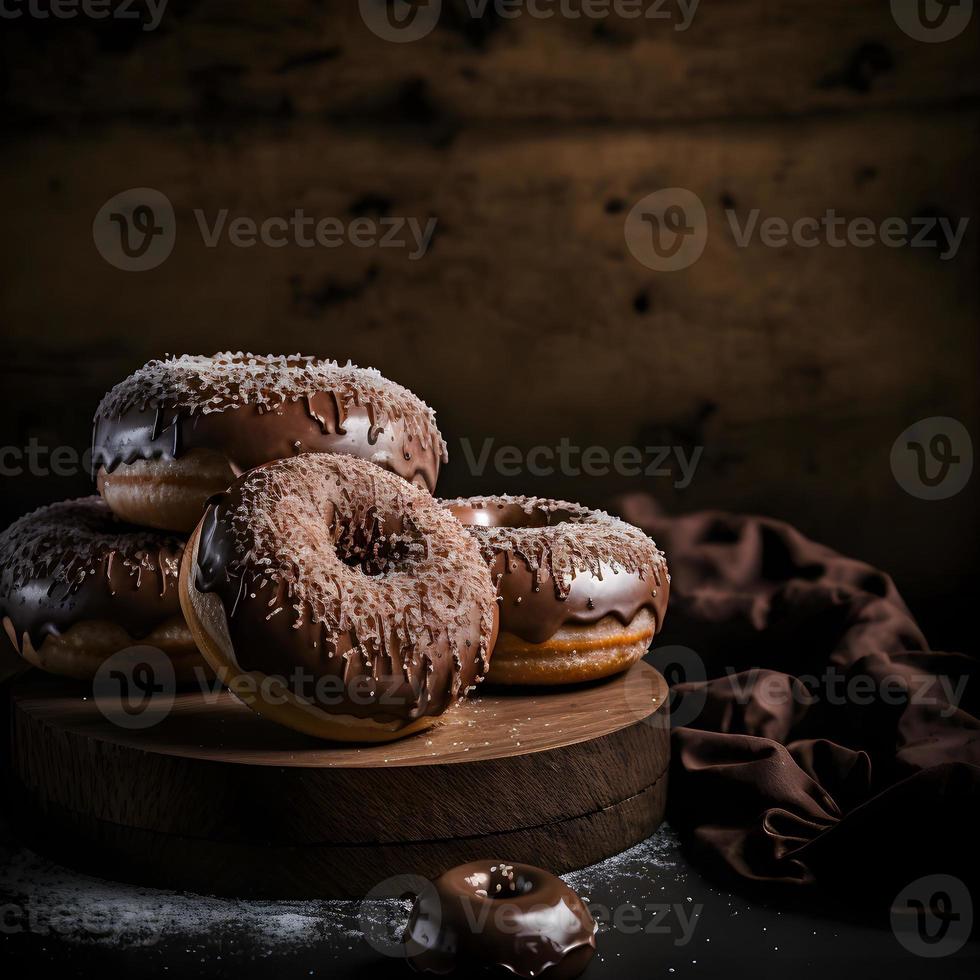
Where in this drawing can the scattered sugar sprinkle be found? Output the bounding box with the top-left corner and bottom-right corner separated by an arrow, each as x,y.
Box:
0,828 -> 681,955
0,497 -> 183,597
206,454 -> 496,709
0,847 -> 389,954
95,353 -> 446,458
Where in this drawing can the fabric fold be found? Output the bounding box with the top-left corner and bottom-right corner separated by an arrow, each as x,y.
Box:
616,494 -> 980,910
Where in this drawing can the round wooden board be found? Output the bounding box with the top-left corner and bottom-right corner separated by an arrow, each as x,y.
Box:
7,662 -> 669,898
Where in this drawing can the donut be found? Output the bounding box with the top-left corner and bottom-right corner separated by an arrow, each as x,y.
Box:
179,453 -> 498,742
442,495 -> 669,686
93,353 -> 447,532
406,860 -> 596,978
0,497 -> 204,682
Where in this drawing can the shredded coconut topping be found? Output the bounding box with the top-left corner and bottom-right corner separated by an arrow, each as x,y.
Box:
94,352 -> 446,454
209,454 -> 496,689
441,494 -> 667,597
0,497 -> 184,594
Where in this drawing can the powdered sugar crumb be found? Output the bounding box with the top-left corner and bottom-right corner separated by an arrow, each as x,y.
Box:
0,846 -> 381,952
0,827 -> 680,953
564,826 -> 680,892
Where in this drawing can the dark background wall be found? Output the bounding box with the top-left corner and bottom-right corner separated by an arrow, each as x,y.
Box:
1,1 -> 977,650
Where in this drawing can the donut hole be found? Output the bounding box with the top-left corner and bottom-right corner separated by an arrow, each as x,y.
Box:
450,501 -> 576,530
330,509 -> 426,577
462,865 -> 535,900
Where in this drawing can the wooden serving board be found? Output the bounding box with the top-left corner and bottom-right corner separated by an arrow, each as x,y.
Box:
6,663 -> 669,898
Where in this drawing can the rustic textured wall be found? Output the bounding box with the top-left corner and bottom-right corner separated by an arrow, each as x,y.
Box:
0,1 -> 977,647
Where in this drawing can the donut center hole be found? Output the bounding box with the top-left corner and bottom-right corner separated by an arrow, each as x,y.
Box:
451,502 -> 575,530
463,866 -> 534,900
331,511 -> 425,576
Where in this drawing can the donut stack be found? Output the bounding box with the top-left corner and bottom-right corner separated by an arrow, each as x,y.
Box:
0,352 -> 668,744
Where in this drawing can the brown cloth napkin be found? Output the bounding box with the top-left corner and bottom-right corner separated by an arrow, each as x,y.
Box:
617,494 -> 980,913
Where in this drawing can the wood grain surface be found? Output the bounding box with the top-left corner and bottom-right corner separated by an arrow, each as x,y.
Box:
2,114 -> 976,608
8,662 -> 670,897
0,0 -> 976,650
3,1 -> 976,124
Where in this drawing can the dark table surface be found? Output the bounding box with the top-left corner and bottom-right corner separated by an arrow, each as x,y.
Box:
1,812 -> 976,979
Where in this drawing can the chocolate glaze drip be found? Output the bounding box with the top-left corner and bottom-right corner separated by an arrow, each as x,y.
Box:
94,398 -> 442,492
444,496 -> 669,644
407,860 -> 596,978
193,455 -> 496,727
93,353 -> 447,492
0,498 -> 184,653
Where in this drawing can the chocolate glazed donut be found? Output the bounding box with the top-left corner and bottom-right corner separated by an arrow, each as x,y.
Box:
443,495 -> 669,685
0,497 -> 204,682
407,860 -> 596,978
93,353 -> 447,532
179,453 -> 498,742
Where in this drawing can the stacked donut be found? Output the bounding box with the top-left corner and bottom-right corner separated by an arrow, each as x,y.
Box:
444,495 -> 668,686
1,351 -> 668,745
